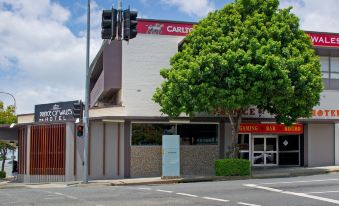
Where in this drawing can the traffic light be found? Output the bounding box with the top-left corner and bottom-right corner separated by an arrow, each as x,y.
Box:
76,125 -> 84,137
73,100 -> 83,120
101,8 -> 117,40
123,9 -> 138,41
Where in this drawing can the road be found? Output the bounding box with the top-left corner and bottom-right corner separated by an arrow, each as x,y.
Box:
1,173 -> 339,206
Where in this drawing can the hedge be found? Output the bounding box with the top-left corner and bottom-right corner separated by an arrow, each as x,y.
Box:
215,158 -> 250,176
0,171 -> 6,179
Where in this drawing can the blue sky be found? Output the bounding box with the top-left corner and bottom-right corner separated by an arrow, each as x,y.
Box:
0,0 -> 339,114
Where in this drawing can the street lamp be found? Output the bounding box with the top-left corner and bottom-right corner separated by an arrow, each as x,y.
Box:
0,91 -> 16,114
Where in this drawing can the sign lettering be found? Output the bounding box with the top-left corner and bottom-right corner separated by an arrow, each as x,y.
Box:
240,123 -> 303,134
34,101 -> 78,123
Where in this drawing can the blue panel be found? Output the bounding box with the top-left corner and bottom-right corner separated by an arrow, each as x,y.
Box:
162,135 -> 180,177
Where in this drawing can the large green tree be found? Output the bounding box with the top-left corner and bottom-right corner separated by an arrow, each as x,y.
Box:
0,101 -> 17,172
153,0 -> 323,157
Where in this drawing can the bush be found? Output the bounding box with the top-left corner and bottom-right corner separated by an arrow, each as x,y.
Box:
0,171 -> 6,179
215,158 -> 250,176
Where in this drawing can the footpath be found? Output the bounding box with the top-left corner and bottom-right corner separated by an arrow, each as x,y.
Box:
1,166 -> 339,189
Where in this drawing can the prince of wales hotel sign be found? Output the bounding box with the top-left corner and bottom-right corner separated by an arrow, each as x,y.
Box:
34,101 -> 78,123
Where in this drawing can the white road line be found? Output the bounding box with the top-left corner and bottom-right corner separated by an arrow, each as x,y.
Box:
137,187 -> 152,190
307,191 -> 339,194
176,193 -> 198,198
52,192 -> 77,200
260,179 -> 339,185
244,184 -> 283,192
202,197 -> 229,202
237,202 -> 262,206
0,202 -> 20,205
156,189 -> 173,193
54,192 -> 64,195
44,197 -> 64,200
244,184 -> 339,205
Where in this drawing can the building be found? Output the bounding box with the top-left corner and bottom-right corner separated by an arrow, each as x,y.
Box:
16,19 -> 339,183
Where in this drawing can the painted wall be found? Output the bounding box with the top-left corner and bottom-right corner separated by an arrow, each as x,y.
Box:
83,121 -> 124,180
122,34 -> 184,116
306,123 -> 335,166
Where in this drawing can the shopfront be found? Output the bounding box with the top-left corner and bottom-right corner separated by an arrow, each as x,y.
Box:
238,123 -> 303,166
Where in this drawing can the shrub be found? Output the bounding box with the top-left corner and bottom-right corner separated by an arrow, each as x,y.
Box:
0,171 -> 6,179
215,158 -> 250,176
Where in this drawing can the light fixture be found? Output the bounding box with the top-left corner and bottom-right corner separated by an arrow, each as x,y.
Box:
169,119 -> 190,124
75,118 -> 80,124
9,123 -> 16,128
102,119 -> 125,123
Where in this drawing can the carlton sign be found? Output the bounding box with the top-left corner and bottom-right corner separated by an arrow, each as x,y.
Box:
137,20 -> 194,36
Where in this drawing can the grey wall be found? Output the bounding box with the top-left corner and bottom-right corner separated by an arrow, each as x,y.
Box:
306,123 -> 335,167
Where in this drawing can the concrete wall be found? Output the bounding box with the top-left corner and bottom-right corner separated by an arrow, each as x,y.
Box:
65,122 -> 75,181
335,123 -> 339,165
306,123 -> 335,167
130,145 -> 219,177
122,34 -> 184,116
82,121 -> 124,180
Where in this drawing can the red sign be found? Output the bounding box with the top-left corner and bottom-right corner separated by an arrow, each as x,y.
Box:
307,32 -> 339,48
240,123 -> 303,134
137,19 -> 194,36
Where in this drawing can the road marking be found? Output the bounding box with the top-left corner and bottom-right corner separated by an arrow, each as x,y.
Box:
156,189 -> 173,193
44,197 -> 64,200
244,184 -> 283,192
52,192 -> 77,200
245,184 -> 339,205
137,187 -> 152,190
307,191 -> 339,194
176,193 -> 198,198
260,178 -> 339,185
237,202 -> 262,206
202,197 -> 229,202
0,202 -> 20,205
54,192 -> 64,195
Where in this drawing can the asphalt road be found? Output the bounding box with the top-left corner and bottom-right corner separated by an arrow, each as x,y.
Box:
1,173 -> 339,206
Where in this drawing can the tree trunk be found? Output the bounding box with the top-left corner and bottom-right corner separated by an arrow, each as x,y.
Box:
1,148 -> 7,172
227,110 -> 243,158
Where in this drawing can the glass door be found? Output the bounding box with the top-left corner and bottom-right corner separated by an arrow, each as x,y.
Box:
252,136 -> 278,166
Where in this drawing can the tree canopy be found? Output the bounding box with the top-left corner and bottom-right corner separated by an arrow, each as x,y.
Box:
153,0 -> 323,125
153,0 -> 323,157
0,101 -> 16,125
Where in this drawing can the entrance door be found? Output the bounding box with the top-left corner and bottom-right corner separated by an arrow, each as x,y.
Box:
252,136 -> 278,166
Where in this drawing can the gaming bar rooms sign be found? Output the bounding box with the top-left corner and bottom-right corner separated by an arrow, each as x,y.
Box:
34,101 -> 77,123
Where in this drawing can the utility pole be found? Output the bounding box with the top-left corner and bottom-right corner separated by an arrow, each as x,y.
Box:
83,0 -> 90,184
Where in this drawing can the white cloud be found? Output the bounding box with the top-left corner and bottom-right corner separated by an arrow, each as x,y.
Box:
280,0 -> 339,33
0,0 -> 102,114
161,0 -> 215,17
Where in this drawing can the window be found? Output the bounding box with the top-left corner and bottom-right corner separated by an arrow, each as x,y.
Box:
177,124 -> 218,145
321,56 -> 339,90
132,123 -> 218,146
238,134 -> 250,160
132,123 -> 175,145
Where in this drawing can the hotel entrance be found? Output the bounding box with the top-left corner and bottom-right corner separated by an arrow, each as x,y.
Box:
238,123 -> 303,166
252,136 -> 278,166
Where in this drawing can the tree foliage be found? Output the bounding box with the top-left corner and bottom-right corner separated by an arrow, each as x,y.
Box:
0,101 -> 16,124
153,0 -> 323,157
0,141 -> 16,172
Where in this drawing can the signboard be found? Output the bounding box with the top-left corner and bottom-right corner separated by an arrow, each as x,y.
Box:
162,135 -> 180,178
137,19 -> 194,36
240,123 -> 303,134
34,101 -> 78,123
307,32 -> 339,48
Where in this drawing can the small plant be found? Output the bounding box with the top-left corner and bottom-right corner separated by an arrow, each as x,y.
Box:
215,158 -> 250,176
0,171 -> 6,179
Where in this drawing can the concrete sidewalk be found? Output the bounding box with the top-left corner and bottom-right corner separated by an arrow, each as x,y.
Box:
1,166 -> 339,189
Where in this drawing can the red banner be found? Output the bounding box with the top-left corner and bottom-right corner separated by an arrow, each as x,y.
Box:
137,19 -> 194,36
137,19 -> 339,48
307,32 -> 339,48
240,123 -> 303,134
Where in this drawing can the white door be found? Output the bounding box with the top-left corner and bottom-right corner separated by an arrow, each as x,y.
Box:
252,136 -> 278,166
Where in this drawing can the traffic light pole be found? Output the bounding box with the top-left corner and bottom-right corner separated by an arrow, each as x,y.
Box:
118,0 -> 122,40
83,0 -> 90,184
